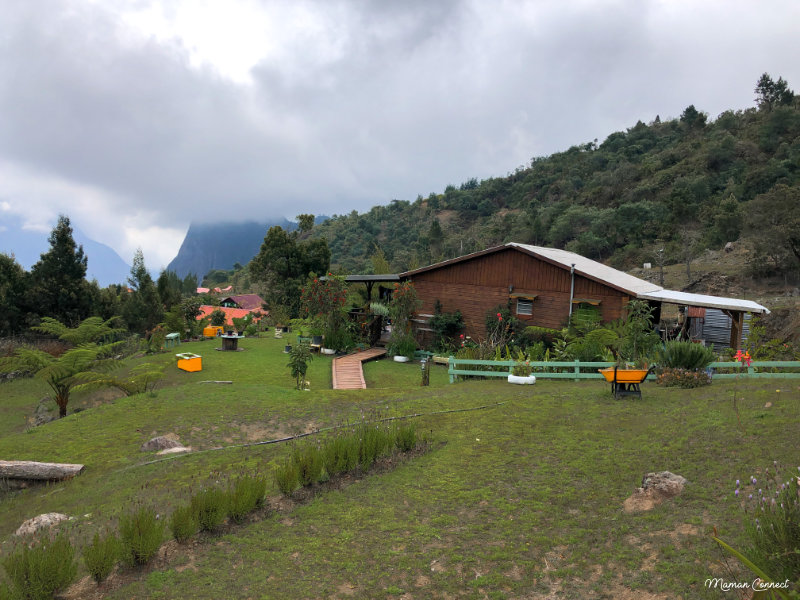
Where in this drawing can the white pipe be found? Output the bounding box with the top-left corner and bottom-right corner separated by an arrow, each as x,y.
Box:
568,263 -> 576,319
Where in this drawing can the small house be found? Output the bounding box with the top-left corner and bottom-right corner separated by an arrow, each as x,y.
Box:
398,243 -> 769,350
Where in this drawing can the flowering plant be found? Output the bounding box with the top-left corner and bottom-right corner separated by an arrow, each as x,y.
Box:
731,348 -> 752,430
735,349 -> 752,367
512,360 -> 533,377
656,367 -> 712,388
300,274 -> 349,345
714,462 -> 800,597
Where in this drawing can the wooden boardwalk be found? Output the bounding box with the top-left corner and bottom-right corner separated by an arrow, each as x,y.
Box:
332,348 -> 387,390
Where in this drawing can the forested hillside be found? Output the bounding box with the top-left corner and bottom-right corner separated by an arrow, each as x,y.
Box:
312,76 -> 799,283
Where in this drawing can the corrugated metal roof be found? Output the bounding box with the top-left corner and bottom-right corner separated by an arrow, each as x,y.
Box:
637,289 -> 770,314
508,243 -> 663,296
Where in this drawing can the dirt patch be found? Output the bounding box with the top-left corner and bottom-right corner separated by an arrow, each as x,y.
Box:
336,582 -> 357,596
414,574 -> 430,587
239,422 -> 275,441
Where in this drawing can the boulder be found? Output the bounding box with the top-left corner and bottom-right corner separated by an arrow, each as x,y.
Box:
140,436 -> 183,452
15,513 -> 71,537
33,397 -> 57,426
623,471 -> 687,513
156,446 -> 191,455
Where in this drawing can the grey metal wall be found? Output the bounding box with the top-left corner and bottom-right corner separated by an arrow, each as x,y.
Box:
701,309 -> 751,349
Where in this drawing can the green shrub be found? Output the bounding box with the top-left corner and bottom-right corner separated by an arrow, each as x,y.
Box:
227,475 -> 267,523
2,533 -> 77,600
658,340 -> 716,369
190,487 -> 229,533
169,505 -> 198,543
359,423 -> 391,471
522,326 -> 559,347
274,456 -> 301,496
388,334 -> 416,359
119,506 -> 164,566
395,422 -> 417,452
83,531 -> 118,583
294,444 -> 325,486
322,434 -> 359,476
429,303 -> 464,352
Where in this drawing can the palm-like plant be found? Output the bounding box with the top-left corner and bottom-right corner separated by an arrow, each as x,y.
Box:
0,316 -> 125,417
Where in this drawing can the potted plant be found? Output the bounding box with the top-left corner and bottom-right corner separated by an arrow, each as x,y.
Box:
508,360 -> 536,385
309,318 -> 325,347
390,334 -> 417,362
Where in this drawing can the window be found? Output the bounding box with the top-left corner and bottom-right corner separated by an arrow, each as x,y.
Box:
516,299 -> 533,316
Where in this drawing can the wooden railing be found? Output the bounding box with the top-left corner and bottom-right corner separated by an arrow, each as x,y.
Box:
447,358 -> 800,383
707,361 -> 800,379
448,358 -> 616,383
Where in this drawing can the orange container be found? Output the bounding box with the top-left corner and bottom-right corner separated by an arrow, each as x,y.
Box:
203,326 -> 224,338
176,353 -> 202,372
598,367 -> 649,383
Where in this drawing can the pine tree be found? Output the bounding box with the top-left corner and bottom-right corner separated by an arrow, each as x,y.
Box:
122,249 -> 163,334
29,215 -> 91,325
0,253 -> 30,335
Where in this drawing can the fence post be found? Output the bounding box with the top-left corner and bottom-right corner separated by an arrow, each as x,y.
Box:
574,359 -> 580,381
449,356 -> 454,384
747,364 -> 754,377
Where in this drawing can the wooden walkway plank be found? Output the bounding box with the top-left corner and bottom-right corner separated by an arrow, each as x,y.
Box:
332,348 -> 387,390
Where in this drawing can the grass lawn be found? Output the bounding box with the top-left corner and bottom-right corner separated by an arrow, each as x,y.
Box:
1,336 -> 798,599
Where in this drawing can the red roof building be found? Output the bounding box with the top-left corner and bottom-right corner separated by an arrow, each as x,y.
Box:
196,305 -> 265,327
219,294 -> 265,311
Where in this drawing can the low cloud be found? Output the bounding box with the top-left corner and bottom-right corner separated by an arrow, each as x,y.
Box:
1,0 -> 798,268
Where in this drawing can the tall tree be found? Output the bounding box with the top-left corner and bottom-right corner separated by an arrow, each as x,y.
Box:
156,269 -> 183,311
296,213 -> 316,234
755,73 -> 795,111
29,215 -> 91,325
746,184 -> 800,274
0,253 -> 29,335
181,272 -> 198,295
122,250 -> 163,334
250,226 -> 330,317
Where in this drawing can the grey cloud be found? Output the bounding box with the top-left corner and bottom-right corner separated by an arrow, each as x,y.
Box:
1,0 -> 799,243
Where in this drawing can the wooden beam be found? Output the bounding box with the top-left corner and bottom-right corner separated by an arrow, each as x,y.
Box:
723,310 -> 744,351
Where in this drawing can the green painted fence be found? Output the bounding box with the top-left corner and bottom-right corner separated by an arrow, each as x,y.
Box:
448,358 -> 616,383
447,358 -> 800,383
707,361 -> 800,379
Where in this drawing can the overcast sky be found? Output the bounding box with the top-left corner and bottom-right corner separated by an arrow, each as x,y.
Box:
1,0 -> 798,269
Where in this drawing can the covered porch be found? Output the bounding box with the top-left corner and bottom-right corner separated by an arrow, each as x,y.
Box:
637,289 -> 770,351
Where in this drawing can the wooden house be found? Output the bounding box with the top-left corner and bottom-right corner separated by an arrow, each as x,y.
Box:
399,243 -> 768,349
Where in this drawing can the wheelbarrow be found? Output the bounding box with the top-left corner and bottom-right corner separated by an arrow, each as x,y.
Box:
598,366 -> 654,399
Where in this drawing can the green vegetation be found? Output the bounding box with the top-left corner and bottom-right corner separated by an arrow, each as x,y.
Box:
249,218 -> 330,318
82,531 -> 119,583
0,316 -> 126,418
190,487 -> 229,533
310,76 -> 799,283
658,340 -> 716,369
715,463 -> 800,596
0,336 -> 796,598
2,533 -> 77,600
118,506 -> 164,567
168,505 -> 197,543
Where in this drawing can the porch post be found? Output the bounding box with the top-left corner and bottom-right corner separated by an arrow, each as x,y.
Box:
726,310 -> 744,351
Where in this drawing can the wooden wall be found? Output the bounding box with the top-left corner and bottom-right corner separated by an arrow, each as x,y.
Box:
407,247 -> 631,338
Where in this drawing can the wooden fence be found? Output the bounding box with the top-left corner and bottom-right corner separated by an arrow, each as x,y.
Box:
447,358 -> 800,383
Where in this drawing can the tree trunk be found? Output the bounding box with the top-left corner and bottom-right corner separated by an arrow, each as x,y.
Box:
0,460 -> 84,481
